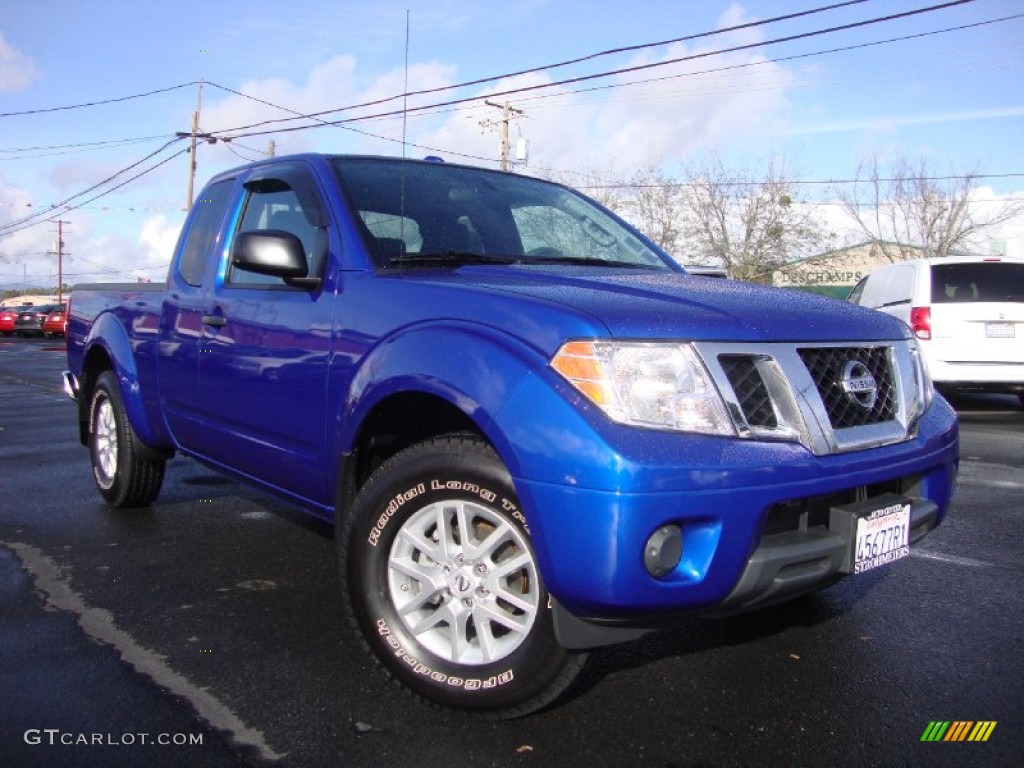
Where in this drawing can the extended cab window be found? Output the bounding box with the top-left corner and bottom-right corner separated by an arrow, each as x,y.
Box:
178,179 -> 234,286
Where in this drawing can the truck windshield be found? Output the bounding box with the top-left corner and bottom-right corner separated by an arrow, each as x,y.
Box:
331,157 -> 672,271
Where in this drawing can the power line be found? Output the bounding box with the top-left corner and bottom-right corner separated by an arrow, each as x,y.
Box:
208,1 -> 877,136
0,135 -> 175,161
204,81 -> 497,165
0,134 -> 174,154
0,144 -> 190,238
0,1 -> 1002,244
0,3 -> 869,131
498,14 -> 1024,113
0,82 -> 199,118
0,137 -> 184,234
573,173 -> 1024,190
212,1 -> 981,143
315,11 -> 1022,147
410,12 -> 1023,179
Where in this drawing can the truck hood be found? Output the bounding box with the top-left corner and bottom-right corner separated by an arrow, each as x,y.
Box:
421,266 -> 910,343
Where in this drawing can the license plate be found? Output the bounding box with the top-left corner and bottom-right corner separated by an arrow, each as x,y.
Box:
853,500 -> 911,574
985,322 -> 1015,339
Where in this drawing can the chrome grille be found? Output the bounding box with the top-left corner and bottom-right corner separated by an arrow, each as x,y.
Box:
719,355 -> 777,428
696,339 -> 924,456
798,346 -> 897,429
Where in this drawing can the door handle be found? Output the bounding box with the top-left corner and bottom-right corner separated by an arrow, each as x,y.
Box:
202,314 -> 226,328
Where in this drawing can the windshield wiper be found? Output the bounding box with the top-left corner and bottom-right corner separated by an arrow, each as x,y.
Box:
390,251 -> 521,267
519,255 -> 666,270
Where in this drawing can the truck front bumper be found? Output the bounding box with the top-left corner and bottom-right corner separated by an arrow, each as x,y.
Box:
506,399 -> 958,649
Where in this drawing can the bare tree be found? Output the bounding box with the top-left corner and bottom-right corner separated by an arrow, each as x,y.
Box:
675,154 -> 831,282
538,163 -> 628,212
540,157 -> 832,279
618,165 -> 687,256
833,156 -> 1024,261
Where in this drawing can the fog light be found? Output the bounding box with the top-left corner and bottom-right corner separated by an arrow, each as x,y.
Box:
644,525 -> 683,578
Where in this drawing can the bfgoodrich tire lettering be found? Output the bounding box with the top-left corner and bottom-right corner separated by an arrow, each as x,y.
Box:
339,435 -> 585,717
88,370 -> 165,508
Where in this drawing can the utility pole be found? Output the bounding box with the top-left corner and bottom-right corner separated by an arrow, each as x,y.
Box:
185,79 -> 203,210
175,79 -> 223,209
482,101 -> 524,171
48,220 -> 70,304
268,140 -> 276,158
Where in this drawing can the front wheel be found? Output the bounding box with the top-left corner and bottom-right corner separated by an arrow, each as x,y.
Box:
339,435 -> 585,718
89,371 -> 165,507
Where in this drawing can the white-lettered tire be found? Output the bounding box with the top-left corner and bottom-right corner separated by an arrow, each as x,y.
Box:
339,435 -> 585,717
89,370 -> 165,508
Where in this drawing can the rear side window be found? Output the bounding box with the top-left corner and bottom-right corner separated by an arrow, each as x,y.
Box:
177,179 -> 235,286
931,262 -> 1024,303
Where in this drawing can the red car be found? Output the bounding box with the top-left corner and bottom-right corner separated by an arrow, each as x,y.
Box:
43,304 -> 68,337
0,305 -> 30,336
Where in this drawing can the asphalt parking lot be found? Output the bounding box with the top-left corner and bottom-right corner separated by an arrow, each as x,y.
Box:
1,336 -> 1022,768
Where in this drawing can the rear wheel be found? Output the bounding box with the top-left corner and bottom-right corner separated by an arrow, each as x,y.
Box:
339,435 -> 585,718
89,371 -> 165,507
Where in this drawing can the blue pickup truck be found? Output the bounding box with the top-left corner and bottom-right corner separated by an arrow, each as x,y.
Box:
65,154 -> 958,717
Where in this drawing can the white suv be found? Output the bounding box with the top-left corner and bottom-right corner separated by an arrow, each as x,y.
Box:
848,255 -> 1024,406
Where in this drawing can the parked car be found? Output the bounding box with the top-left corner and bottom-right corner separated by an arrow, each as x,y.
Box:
13,304 -> 58,337
847,255 -> 1024,405
0,306 -> 27,336
43,304 -> 68,337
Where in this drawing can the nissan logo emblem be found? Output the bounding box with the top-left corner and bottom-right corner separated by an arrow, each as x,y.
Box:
840,360 -> 878,410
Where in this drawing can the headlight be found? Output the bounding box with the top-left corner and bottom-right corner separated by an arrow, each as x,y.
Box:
550,340 -> 735,435
908,338 -> 934,420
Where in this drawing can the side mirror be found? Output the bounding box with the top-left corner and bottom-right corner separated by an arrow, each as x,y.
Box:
230,230 -> 322,289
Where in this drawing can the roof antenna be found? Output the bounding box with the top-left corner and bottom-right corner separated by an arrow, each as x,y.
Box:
399,9 -> 410,266
401,9 -> 410,163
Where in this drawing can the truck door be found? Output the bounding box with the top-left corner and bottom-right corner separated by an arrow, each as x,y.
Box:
190,162 -> 336,505
160,177 -> 236,447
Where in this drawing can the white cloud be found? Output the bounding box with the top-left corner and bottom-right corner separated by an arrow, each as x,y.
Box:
0,176 -> 53,292
0,31 -> 41,92
201,55 -> 458,159
196,2 -> 798,175
0,170 -> 185,290
409,6 -> 796,173
138,213 -> 185,272
51,211 -> 184,288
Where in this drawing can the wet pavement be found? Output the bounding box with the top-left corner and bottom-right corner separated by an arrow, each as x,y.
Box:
2,337 -> 1022,767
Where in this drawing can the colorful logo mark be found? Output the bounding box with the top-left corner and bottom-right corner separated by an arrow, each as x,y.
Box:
921,721 -> 997,743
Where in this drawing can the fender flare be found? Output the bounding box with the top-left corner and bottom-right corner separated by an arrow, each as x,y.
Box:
82,312 -> 168,454
337,322 -> 546,481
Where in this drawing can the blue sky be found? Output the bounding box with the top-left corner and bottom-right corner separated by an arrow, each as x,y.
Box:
1,0 -> 1022,289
